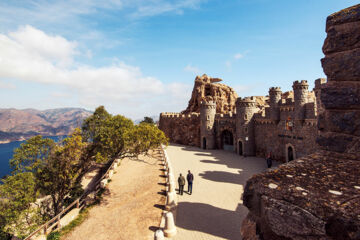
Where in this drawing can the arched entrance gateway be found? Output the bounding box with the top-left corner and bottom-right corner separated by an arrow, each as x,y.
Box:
285,144 -> 296,162
238,140 -> 243,155
221,130 -> 234,151
203,137 -> 207,150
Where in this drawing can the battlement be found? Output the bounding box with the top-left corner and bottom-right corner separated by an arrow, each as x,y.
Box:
160,112 -> 200,118
236,96 -> 256,104
314,78 -> 327,89
215,112 -> 236,119
201,100 -> 216,106
292,80 -> 309,89
236,97 -> 257,108
269,87 -> 282,92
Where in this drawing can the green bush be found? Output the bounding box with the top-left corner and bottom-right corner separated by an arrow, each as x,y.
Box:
47,231 -> 60,240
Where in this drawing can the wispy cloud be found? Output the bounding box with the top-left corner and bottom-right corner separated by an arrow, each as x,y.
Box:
225,51 -> 249,71
0,0 -> 208,30
184,64 -> 202,75
234,53 -> 244,60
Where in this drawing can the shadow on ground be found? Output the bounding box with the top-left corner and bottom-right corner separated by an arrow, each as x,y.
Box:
176,202 -> 247,240
172,144 -> 280,186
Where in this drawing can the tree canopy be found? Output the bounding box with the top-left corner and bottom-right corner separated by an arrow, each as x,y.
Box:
140,116 -> 155,124
0,106 -> 168,238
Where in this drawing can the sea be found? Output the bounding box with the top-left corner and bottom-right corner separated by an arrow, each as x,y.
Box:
0,136 -> 65,180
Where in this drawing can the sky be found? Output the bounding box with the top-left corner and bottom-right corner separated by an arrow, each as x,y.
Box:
0,0 -> 358,120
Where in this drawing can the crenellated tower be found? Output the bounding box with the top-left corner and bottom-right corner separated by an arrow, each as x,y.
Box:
200,100 -> 216,149
293,80 -> 309,120
235,97 -> 257,156
268,87 -> 282,121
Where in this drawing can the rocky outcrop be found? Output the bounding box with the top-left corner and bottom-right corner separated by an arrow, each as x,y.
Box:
182,74 -> 238,114
242,4 -> 360,240
0,108 -> 92,142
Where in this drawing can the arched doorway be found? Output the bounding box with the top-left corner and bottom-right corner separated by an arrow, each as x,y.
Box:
238,140 -> 243,155
203,137 -> 206,150
221,130 -> 234,151
288,147 -> 294,161
285,144 -> 296,162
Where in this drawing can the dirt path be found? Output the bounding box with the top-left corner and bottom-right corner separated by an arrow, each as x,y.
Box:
63,151 -> 165,240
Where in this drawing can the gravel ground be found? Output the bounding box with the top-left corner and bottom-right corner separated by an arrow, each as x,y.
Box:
63,150 -> 165,240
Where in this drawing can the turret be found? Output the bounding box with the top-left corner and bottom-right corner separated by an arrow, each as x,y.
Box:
292,80 -> 309,120
200,100 -> 216,149
268,87 -> 282,121
235,97 -> 257,156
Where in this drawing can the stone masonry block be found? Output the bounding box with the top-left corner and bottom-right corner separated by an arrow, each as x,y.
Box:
318,110 -> 360,136
316,132 -> 356,153
321,48 -> 360,82
320,82 -> 360,109
323,21 -> 360,54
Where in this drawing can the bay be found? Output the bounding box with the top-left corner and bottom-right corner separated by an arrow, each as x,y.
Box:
0,136 -> 65,180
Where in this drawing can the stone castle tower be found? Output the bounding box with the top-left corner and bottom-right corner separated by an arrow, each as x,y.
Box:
200,100 -> 216,149
268,87 -> 282,121
293,80 -> 309,120
235,97 -> 257,156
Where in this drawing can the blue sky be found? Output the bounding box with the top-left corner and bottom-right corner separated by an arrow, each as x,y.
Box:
0,0 -> 358,119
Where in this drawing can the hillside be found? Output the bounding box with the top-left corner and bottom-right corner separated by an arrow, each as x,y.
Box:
0,108 -> 92,143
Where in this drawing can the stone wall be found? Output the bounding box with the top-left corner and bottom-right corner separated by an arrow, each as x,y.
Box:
254,120 -> 317,161
242,4 -> 360,239
159,113 -> 201,147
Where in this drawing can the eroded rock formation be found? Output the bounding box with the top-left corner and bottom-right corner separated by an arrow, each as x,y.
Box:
242,4 -> 360,240
182,74 -> 238,114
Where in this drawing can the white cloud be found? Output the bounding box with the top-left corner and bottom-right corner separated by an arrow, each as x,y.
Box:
168,82 -> 192,101
0,25 -> 196,119
234,53 -> 243,60
0,26 -> 164,102
8,25 -> 78,68
184,64 -> 201,75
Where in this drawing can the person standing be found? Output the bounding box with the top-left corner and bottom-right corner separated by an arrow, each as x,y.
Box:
178,173 -> 185,195
186,170 -> 194,195
266,152 -> 272,168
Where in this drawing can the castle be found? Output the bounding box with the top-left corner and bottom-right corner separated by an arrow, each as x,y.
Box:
159,74 -> 326,162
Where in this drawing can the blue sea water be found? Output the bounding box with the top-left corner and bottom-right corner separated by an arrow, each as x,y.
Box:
0,136 -> 65,179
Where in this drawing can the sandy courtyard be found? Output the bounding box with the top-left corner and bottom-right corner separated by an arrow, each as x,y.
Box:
63,151 -> 165,240
166,144 -> 279,240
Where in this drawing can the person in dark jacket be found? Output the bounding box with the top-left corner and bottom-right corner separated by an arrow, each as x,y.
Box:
186,170 -> 194,194
178,173 -> 186,195
266,152 -> 272,168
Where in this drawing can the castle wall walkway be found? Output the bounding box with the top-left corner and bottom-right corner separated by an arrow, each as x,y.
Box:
165,144 -> 279,240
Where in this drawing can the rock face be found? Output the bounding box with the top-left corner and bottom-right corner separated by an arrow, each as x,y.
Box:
182,74 -> 238,114
242,4 -> 360,240
0,108 -> 92,142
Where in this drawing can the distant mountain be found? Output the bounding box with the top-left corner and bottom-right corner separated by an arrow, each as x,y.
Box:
0,108 -> 92,143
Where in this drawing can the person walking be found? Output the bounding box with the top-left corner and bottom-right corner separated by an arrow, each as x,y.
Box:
186,170 -> 194,195
178,173 -> 185,195
266,152 -> 272,168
